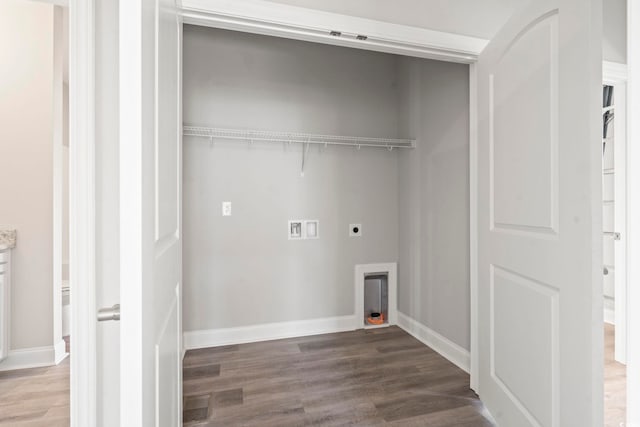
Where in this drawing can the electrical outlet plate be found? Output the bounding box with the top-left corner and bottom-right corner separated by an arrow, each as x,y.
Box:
222,201 -> 232,216
349,224 -> 362,237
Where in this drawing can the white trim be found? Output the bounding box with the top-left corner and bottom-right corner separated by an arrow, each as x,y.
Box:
469,62 -> 479,393
180,0 -> 487,63
603,70 -> 629,364
354,263 -> 397,329
183,315 -> 356,350
627,1 -> 640,425
0,346 -> 55,372
604,307 -> 615,326
70,0 -> 97,425
119,0 -> 145,424
31,0 -> 69,6
0,249 -> 12,362
397,311 -> 470,374
603,61 -> 628,83
54,338 -> 69,364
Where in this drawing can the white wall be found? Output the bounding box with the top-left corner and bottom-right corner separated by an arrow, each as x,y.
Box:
0,0 -> 54,351
397,58 -> 471,350
603,0 -> 627,63
269,0 -> 627,64
265,0 -> 528,39
183,26 -> 401,331
63,83 -> 69,278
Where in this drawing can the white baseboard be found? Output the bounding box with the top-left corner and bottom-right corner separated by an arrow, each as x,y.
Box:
604,307 -> 615,325
0,345 -> 55,371
397,311 -> 470,373
54,339 -> 68,364
184,315 -> 357,350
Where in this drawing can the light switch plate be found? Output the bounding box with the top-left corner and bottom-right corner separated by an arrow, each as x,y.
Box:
349,224 -> 362,237
222,201 -> 232,216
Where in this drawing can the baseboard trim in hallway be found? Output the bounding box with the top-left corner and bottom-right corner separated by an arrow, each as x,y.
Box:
397,311 -> 471,373
0,345 -> 55,371
54,339 -> 68,364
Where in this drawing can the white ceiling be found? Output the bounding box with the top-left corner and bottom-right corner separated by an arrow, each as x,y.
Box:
264,0 -> 529,39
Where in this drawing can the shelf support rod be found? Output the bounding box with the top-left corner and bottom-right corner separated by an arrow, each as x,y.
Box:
301,140 -> 310,177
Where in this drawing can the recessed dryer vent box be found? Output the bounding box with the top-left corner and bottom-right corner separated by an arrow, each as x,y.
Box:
305,220 -> 319,239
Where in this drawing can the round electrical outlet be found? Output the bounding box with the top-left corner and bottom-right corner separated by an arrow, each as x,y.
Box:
349,224 -> 362,237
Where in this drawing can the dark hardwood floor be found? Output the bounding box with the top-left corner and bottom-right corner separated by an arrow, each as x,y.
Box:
0,326 -> 625,426
183,326 -> 494,426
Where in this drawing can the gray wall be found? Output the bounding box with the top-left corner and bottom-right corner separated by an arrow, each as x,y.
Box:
397,58 -> 471,350
183,26 -> 401,330
603,0 -> 627,63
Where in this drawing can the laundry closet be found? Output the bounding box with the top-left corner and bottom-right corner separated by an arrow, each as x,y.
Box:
181,24 -> 471,352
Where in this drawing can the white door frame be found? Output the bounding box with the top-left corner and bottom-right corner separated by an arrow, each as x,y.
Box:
67,0 -> 610,423
69,0 -> 97,425
626,1 -> 640,425
179,0 -> 488,63
602,61 -> 628,365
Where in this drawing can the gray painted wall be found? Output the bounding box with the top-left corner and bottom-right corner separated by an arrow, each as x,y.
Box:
603,0 -> 627,63
183,27 -> 470,348
183,26 -> 402,330
397,58 -> 471,351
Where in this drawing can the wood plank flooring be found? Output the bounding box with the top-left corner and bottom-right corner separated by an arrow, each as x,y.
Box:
605,323 -> 626,427
0,325 -> 626,426
182,326 -> 494,426
0,358 -> 69,426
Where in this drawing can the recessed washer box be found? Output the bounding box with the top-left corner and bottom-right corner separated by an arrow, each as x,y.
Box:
349,224 -> 362,237
288,220 -> 303,240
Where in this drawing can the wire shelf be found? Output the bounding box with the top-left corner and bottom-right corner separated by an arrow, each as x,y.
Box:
183,126 -> 416,149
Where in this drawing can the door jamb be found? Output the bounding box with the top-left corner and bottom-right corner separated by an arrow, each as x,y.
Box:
602,61 -> 628,365
69,0 -> 97,425
626,1 -> 640,424
469,62 -> 479,393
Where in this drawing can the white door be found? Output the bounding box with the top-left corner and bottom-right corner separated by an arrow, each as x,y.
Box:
477,0 -> 603,425
119,0 -> 182,425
